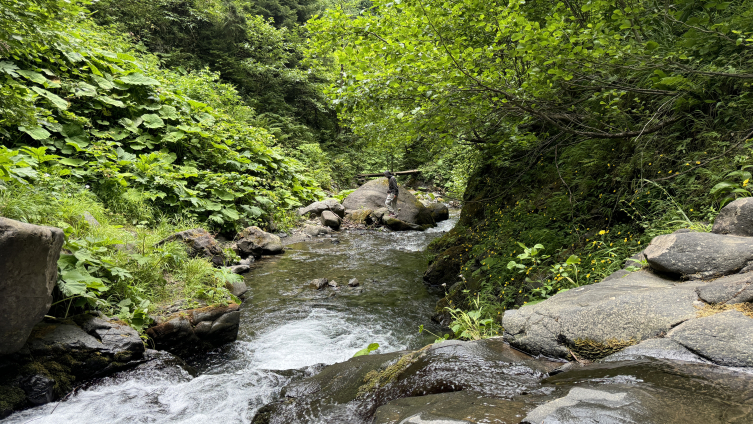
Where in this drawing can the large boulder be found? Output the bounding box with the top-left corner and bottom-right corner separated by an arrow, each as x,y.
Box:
252,338 -> 559,424
0,218 -> 65,355
320,210 -> 341,230
667,310 -> 753,367
342,178 -> 435,227
236,226 -> 283,258
503,270 -> 701,359
298,198 -> 345,218
426,203 -> 449,222
712,197 -> 753,236
156,228 -> 226,266
644,232 -> 753,278
146,303 -> 241,357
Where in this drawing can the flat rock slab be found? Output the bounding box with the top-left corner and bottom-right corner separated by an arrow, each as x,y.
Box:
383,216 -> 423,231
712,197 -> 753,236
644,232 -> 753,278
373,391 -> 527,424
668,310 -> 753,367
503,270 -> 700,359
342,178 -> 435,227
601,338 -> 710,364
522,387 -> 646,424
695,272 -> 753,304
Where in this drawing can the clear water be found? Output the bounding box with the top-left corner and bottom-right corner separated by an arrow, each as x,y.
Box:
3,218 -> 457,424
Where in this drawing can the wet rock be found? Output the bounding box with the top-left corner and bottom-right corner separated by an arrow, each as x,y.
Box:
225,280 -> 249,298
601,338 -> 710,364
303,225 -> 331,237
228,264 -> 250,274
503,270 -> 700,359
382,216 -> 423,231
348,278 -> 359,287
320,210 -> 341,230
237,226 -> 283,258
349,208 -> 374,224
276,232 -> 288,239
239,257 -> 255,266
19,374 -> 55,405
373,391 -> 527,424
146,304 -> 240,357
328,280 -> 338,288
712,197 -> 753,236
156,228 -> 226,266
695,272 -> 753,304
644,232 -> 753,279
522,386 -> 647,424
425,203 -> 449,222
309,278 -> 329,290
371,207 -> 389,222
342,178 -> 435,227
0,218 -> 65,355
252,338 -> 559,424
668,310 -> 753,367
298,198 -> 346,218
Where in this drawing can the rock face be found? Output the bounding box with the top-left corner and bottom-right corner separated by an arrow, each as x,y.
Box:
157,228 -> 226,266
712,197 -> 753,236
0,218 -> 65,355
0,314 -> 145,416
644,232 -> 753,278
667,310 -> 753,367
320,210 -> 341,230
503,270 -> 701,359
146,304 -> 241,357
236,226 -> 283,258
342,178 -> 435,227
426,203 -> 449,222
298,198 -> 345,218
348,208 -> 374,224
252,338 -> 559,424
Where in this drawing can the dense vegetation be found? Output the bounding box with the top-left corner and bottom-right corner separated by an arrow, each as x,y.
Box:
309,0 -> 753,332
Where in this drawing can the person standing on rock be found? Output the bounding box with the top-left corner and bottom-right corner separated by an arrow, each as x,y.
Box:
384,171 -> 399,217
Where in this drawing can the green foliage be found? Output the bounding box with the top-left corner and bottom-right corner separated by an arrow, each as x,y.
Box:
710,165 -> 753,206
444,294 -> 501,340
0,0 -> 324,232
353,342 -> 379,357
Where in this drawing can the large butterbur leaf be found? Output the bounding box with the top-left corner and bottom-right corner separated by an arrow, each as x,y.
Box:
141,113 -> 164,129
117,72 -> 160,86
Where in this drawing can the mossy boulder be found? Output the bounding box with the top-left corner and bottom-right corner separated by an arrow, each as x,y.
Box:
342,178 -> 435,227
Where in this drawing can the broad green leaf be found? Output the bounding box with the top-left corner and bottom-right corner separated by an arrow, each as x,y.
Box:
19,126 -> 51,140
117,73 -> 160,86
16,69 -> 47,84
353,343 -> 379,357
31,86 -> 68,109
141,113 -> 164,129
59,158 -> 86,167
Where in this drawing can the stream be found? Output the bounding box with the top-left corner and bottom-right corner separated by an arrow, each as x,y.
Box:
2,218 -> 456,424
6,212 -> 753,423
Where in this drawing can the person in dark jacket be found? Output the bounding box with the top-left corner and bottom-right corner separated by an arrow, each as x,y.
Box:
384,171 -> 399,217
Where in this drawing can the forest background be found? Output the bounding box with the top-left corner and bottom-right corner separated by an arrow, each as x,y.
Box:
1,0 -> 753,336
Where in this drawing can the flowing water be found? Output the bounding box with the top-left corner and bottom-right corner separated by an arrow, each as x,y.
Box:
2,218 -> 457,424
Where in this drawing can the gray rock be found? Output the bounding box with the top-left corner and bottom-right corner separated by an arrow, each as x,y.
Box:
695,272 -> 753,304
0,218 -> 65,355
239,257 -> 255,266
225,280 -> 249,297
298,198 -> 345,218
81,211 -> 100,227
342,178 -> 435,226
320,210 -> 341,230
371,207 -> 389,221
156,228 -> 226,266
522,387 -> 645,424
601,338 -> 710,364
237,226 -> 283,258
228,264 -> 250,274
383,216 -> 423,231
373,391 -> 527,424
712,197 -> 753,236
426,203 -> 449,222
668,310 -> 753,367
644,232 -> 753,278
19,374 -> 55,405
348,208 -> 374,224
328,280 -> 338,288
253,338 -> 559,424
309,278 -> 329,290
348,278 -> 359,287
503,270 -> 701,359
146,303 -> 241,357
303,225 -> 331,237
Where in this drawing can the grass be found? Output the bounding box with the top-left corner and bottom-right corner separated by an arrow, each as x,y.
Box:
696,303 -> 753,319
